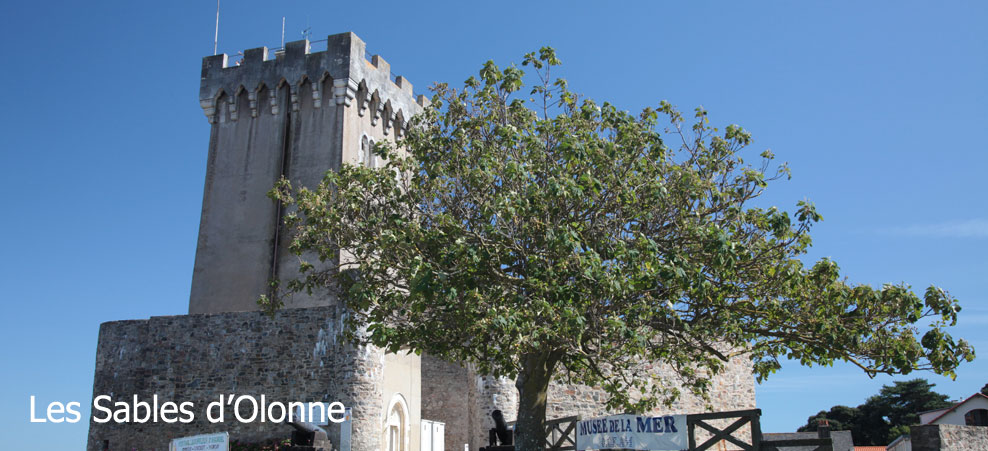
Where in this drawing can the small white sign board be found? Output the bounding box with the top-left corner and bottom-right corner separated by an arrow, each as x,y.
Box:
575,414 -> 686,451
169,432 -> 229,451
341,407 -> 353,451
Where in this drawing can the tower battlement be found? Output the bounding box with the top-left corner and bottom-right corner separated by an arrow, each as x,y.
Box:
199,32 -> 428,135
191,31 -> 430,314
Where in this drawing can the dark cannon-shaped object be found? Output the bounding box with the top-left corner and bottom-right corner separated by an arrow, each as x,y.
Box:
480,410 -> 515,451
285,417 -> 332,451
290,419 -> 328,446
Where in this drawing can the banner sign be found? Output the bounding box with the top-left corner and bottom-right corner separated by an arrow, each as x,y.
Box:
169,432 -> 229,451
575,414 -> 686,451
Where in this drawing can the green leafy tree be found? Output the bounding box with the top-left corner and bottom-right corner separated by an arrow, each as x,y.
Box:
798,379 -> 953,445
798,405 -> 860,435
264,48 -> 974,451
981,382 -> 987,396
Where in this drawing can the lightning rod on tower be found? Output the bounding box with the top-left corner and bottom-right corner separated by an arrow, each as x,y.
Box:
213,0 -> 220,55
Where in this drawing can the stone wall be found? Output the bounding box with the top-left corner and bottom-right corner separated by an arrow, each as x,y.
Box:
546,353 -> 756,420
420,357 -> 519,451
911,424 -> 988,451
87,306 -> 385,451
421,353 -> 756,451
472,375 -> 520,449
545,353 -> 756,445
422,356 -> 476,451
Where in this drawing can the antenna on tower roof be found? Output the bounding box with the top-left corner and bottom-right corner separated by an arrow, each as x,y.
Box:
301,15 -> 311,41
281,16 -> 286,49
213,0 -> 220,55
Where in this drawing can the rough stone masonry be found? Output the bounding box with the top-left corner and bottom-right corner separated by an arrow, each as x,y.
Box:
87,306 -> 390,451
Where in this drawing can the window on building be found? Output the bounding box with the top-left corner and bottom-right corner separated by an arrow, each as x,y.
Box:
965,408 -> 988,426
367,138 -> 377,168
360,135 -> 369,166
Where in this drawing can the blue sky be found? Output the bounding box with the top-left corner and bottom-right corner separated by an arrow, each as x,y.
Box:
1,1 -> 985,449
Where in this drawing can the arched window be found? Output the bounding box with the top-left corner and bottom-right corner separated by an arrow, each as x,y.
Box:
360,135 -> 369,166
367,138 -> 377,168
965,408 -> 988,426
385,394 -> 409,451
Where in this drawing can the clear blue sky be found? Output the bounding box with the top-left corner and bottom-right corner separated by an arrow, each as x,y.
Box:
1,1 -> 985,449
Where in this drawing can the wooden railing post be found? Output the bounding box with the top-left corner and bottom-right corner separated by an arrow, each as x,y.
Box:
751,412 -> 761,451
687,418 -> 697,450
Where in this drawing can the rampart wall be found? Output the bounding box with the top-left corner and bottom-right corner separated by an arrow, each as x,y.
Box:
87,306 -> 386,451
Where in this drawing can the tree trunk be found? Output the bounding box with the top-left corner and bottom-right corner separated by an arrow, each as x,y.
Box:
514,351 -> 560,451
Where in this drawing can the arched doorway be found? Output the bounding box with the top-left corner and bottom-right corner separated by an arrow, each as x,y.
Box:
385,394 -> 410,451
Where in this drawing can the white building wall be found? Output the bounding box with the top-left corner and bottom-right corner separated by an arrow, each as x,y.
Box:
927,396 -> 988,426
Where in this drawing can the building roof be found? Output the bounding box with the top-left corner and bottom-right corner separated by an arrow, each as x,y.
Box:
763,431 -> 854,451
887,434 -> 909,448
917,406 -> 951,416
924,392 -> 988,424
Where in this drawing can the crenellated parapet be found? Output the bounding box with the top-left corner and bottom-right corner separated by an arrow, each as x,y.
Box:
199,32 -> 428,135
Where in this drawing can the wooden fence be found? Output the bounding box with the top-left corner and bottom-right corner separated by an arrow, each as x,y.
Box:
687,409 -> 761,451
521,408 -> 833,451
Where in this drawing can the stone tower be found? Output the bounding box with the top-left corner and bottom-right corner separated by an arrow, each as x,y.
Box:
89,32 -> 430,451
191,32 -> 426,314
